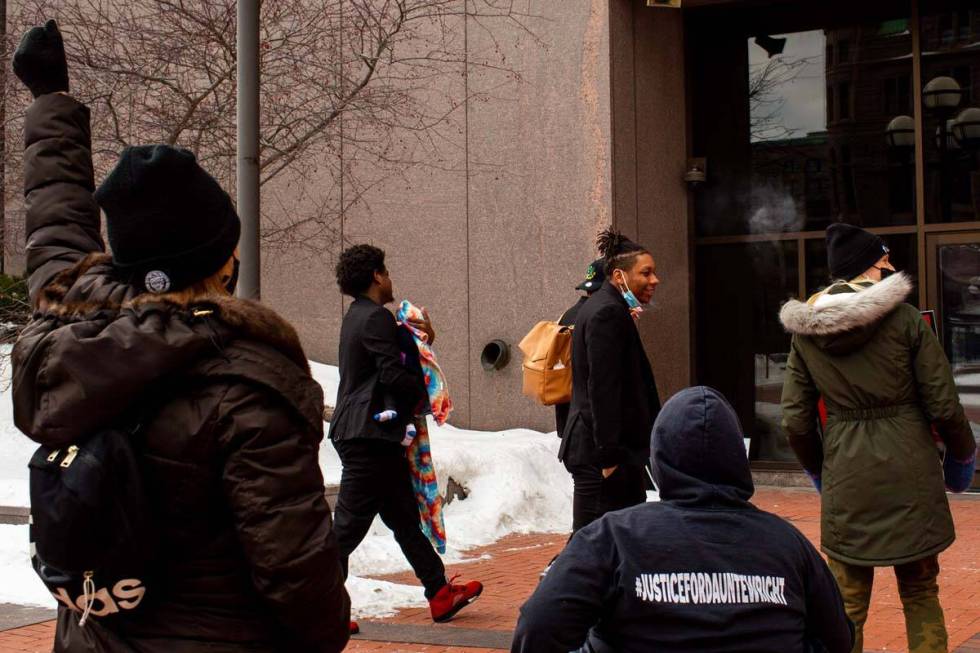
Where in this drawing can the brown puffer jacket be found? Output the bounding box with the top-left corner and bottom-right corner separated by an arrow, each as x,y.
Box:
12,93 -> 350,652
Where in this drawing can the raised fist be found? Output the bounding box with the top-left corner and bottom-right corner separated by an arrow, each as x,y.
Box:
12,19 -> 69,99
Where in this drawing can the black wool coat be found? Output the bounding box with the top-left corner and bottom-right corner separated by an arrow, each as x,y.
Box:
554,295 -> 588,436
327,297 -> 427,444
560,281 -> 661,468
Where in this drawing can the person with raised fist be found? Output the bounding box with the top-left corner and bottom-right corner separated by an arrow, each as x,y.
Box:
11,20 -> 350,653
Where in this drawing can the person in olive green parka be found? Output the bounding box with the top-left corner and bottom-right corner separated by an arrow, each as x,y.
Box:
779,224 -> 977,653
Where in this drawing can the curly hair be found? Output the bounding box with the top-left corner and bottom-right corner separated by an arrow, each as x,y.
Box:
335,244 -> 386,297
595,227 -> 650,275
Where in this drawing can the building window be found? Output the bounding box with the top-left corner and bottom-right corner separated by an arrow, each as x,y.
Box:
940,13 -> 954,45
884,74 -> 912,115
838,81 -> 852,119
898,74 -> 911,113
957,9 -> 971,41
841,145 -> 857,213
921,8 -> 980,224
690,6 -> 922,464
953,65 -> 971,102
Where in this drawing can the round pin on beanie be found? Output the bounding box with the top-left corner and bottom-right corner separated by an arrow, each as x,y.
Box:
95,145 -> 241,293
826,223 -> 888,282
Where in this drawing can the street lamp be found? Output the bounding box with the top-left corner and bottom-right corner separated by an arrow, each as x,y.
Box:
923,76 -> 964,112
952,107 -> 980,150
885,115 -> 915,149
924,76 -> 964,221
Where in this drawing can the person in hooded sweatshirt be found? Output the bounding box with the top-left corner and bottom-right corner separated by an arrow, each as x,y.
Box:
513,387 -> 852,653
780,223 -> 977,653
10,21 -> 350,652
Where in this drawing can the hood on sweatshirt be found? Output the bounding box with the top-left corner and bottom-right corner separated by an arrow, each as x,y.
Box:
650,386 -> 754,508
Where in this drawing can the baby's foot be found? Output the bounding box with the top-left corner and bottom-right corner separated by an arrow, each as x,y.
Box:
374,409 -> 398,422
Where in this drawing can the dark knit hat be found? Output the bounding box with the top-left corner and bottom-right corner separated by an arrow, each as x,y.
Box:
826,223 -> 888,281
95,145 -> 240,293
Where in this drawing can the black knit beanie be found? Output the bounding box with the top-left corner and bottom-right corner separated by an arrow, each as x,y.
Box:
94,145 -> 240,293
826,223 -> 888,281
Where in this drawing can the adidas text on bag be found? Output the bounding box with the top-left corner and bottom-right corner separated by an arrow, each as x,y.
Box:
29,426 -> 157,627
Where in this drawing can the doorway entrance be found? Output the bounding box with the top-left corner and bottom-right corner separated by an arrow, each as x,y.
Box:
686,0 -> 980,487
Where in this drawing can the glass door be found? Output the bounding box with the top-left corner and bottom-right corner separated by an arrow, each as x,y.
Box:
926,231 -> 980,490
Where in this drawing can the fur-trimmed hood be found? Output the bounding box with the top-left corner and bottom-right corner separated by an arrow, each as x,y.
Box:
13,253 -> 322,447
779,273 -> 913,337
34,253 -> 309,371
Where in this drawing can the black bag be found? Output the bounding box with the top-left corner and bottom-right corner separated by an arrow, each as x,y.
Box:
29,426 -> 156,626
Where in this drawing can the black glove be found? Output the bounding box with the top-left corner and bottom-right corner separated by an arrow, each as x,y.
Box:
12,20 -> 69,98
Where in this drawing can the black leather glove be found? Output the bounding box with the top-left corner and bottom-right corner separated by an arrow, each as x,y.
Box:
12,20 -> 69,98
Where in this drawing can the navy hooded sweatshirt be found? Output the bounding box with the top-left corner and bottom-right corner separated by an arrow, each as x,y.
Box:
511,387 -> 852,653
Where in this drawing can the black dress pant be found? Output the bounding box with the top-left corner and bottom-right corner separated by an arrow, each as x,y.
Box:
564,461 -> 646,533
332,438 -> 446,598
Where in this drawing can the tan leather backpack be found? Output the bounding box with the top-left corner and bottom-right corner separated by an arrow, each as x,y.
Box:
518,321 -> 573,405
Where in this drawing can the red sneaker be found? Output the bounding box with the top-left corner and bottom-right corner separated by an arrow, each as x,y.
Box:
429,575 -> 483,623
349,621 -> 360,635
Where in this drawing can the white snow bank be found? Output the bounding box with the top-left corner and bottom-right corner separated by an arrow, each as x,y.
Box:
311,360 -> 340,406
0,346 -> 34,507
0,525 -> 55,608
346,576 -> 428,619
328,420 -> 572,579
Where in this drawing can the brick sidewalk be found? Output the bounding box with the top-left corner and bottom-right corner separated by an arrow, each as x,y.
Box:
2,489 -> 979,653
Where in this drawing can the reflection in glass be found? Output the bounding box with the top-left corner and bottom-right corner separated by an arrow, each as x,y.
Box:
748,30 -> 831,234
920,6 -> 980,223
696,242 -> 799,461
938,242 -> 980,466
693,16 -> 915,237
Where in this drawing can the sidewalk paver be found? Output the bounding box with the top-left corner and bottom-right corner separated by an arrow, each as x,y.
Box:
2,488 -> 978,653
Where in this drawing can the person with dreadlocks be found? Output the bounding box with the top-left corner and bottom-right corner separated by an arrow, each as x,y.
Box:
559,228 -> 662,533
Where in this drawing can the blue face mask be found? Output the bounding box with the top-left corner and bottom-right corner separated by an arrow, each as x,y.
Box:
615,270 -> 644,318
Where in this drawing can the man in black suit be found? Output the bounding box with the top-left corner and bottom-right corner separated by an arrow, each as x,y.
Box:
329,244 -> 482,624
560,230 -> 662,533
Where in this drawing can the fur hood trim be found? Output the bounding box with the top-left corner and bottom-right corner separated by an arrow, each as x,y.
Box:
779,273 -> 913,336
37,253 -> 309,372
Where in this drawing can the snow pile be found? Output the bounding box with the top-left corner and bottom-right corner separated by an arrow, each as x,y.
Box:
312,359 -> 572,568
0,355 -> 572,617
0,525 -> 53,607
0,346 -> 34,507
346,577 -> 427,618
323,421 -> 571,580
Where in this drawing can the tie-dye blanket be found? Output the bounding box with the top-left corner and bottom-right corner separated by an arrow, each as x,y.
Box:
396,301 -> 453,424
396,300 -> 452,553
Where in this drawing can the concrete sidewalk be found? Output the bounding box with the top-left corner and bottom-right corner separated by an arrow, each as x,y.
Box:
2,488 -> 979,652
